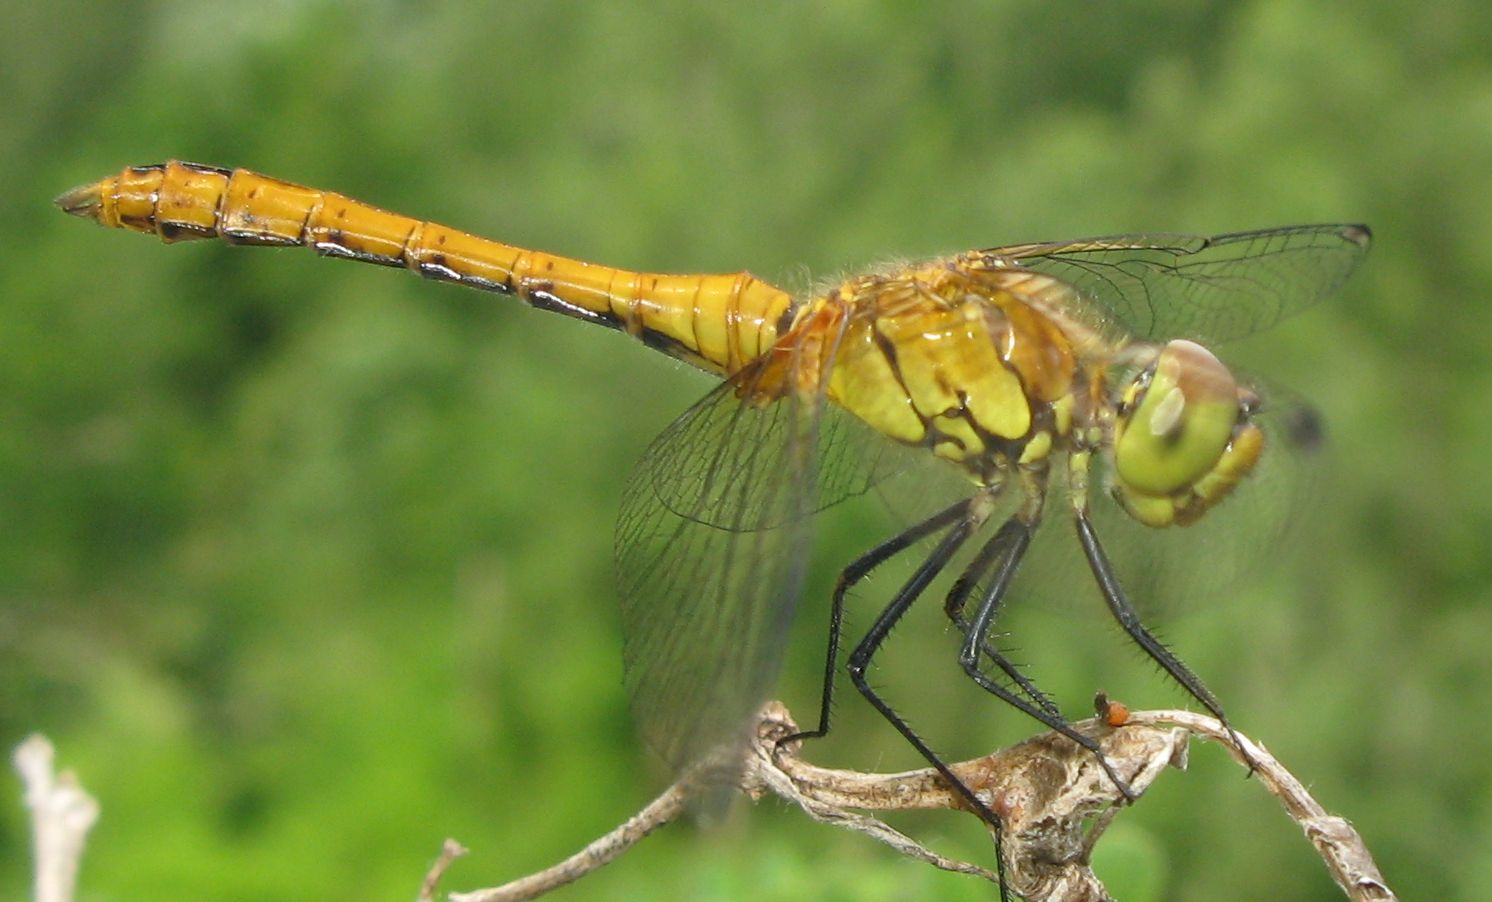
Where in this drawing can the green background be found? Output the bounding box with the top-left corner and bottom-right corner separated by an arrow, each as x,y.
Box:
4,2 -> 1491,899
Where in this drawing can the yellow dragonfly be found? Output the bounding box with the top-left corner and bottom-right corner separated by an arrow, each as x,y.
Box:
57,161 -> 1369,876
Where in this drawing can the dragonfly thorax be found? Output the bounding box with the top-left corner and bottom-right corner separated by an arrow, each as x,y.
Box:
818,261 -> 1088,484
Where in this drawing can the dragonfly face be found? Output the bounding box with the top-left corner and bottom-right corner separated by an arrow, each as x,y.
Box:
1109,338 -> 1264,528
57,162 -> 1370,898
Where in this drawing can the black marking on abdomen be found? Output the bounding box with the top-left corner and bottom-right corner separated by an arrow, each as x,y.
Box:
177,161 -> 232,176
528,288 -> 623,330
416,258 -> 462,281
458,272 -> 513,294
315,240 -> 404,268
221,228 -> 300,247
639,326 -> 710,369
157,220 -> 216,241
118,211 -> 157,231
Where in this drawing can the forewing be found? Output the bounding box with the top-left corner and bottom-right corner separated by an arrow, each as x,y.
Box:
991,224 -> 1370,343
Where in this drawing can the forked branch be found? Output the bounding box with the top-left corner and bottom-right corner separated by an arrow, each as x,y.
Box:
429,700 -> 1396,902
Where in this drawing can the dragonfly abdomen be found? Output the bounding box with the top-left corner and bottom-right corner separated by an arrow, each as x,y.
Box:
56,161 -> 794,376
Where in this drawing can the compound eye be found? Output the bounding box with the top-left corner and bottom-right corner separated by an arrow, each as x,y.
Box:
1114,340 -> 1240,496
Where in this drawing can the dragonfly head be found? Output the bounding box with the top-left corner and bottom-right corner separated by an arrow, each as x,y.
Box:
1109,339 -> 1264,527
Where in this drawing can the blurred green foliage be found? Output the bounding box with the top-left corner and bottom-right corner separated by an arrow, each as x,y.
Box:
3,1 -> 1491,899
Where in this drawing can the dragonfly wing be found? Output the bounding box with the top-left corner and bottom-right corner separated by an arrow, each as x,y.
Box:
615,353 -> 832,775
991,224 -> 1370,343
1007,375 -> 1324,625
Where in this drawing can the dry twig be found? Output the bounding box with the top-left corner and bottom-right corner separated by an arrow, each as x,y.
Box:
13,734 -> 100,902
418,839 -> 470,902
437,700 -> 1395,901
1126,709 -> 1395,902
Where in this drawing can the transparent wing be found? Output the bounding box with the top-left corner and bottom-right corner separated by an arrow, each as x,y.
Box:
1014,379 -> 1325,620
615,337 -> 904,773
990,224 -> 1371,343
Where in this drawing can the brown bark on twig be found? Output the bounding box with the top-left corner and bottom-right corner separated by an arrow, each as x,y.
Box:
1125,710 -> 1395,902
439,701 -> 1396,901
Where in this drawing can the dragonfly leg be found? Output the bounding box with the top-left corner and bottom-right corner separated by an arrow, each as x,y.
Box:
943,522 -> 1062,720
954,518 -> 1138,801
779,498 -> 974,747
1075,511 -> 1259,772
843,514 -> 1022,899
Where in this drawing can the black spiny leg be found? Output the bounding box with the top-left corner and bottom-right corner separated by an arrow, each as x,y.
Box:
1076,511 -> 1258,771
844,514 -> 1019,901
780,498 -> 974,747
944,519 -> 1062,720
956,517 -> 1137,800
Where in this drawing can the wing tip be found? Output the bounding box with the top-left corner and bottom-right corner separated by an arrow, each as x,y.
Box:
1340,223 -> 1372,248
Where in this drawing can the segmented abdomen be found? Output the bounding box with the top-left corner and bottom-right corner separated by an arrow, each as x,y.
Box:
57,161 -> 795,375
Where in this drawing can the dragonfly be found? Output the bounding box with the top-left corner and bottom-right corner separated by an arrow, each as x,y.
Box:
58,161 -> 1369,891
